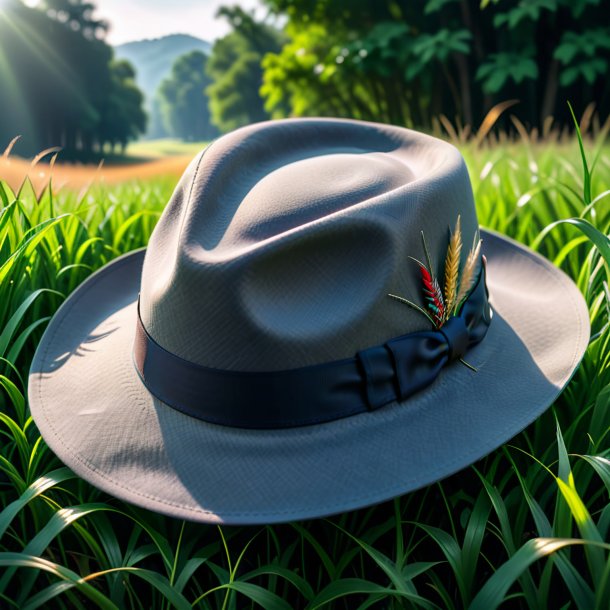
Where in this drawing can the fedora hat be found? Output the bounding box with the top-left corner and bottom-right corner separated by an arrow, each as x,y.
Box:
29,118 -> 589,524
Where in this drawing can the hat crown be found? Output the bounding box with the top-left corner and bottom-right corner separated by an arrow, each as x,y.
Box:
139,118 -> 479,371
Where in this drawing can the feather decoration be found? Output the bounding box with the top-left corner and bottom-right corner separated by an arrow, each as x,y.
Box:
421,230 -> 435,280
388,218 -> 483,373
390,219 -> 482,335
454,233 -> 482,312
416,260 -> 445,327
443,215 -> 462,321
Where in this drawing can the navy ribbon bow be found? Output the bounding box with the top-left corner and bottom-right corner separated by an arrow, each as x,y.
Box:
133,267 -> 492,429
356,273 -> 491,409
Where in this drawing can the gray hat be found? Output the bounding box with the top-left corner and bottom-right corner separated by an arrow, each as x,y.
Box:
29,118 -> 590,524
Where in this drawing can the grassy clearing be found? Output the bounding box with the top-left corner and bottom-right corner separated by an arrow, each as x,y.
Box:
124,139 -> 210,161
89,139 -> 210,166
0,133 -> 609,609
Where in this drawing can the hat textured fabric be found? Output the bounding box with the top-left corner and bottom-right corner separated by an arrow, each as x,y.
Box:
29,118 -> 590,524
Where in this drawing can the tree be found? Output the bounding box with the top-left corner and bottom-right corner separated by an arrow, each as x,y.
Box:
205,6 -> 286,133
98,60 -> 147,153
158,51 -> 217,141
0,0 -> 146,158
37,0 -> 109,40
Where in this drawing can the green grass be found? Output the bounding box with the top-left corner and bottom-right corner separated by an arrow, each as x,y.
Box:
1,133 -> 610,609
77,139 -> 210,166
120,139 -> 210,163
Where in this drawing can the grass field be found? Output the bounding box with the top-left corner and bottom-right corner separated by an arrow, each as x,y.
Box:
124,139 -> 210,160
1,129 -> 610,608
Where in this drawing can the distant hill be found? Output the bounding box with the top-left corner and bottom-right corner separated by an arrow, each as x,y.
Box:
115,34 -> 212,104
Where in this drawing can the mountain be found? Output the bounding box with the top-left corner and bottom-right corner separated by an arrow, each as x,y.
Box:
115,34 -> 212,104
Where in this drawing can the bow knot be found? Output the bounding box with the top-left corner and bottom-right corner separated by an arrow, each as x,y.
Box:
439,316 -> 469,360
357,268 -> 491,410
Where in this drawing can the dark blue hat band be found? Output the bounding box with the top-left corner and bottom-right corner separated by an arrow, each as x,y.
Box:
133,268 -> 491,429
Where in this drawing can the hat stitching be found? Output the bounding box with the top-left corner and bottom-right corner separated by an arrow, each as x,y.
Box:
33,243 -> 586,517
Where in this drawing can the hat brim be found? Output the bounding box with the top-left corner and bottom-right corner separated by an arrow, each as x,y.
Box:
28,230 -> 589,524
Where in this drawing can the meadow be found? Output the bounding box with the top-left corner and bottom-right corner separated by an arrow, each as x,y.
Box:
1,120 -> 610,608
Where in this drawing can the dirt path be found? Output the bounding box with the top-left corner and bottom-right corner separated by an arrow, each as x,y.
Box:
0,155 -> 194,194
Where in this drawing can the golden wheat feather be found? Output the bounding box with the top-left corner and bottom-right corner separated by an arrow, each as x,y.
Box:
455,235 -> 482,312
443,216 -> 462,321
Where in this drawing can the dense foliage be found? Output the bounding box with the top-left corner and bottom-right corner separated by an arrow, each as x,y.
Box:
260,0 -> 610,130
161,0 -> 610,137
157,51 -> 218,142
0,127 -> 609,607
205,6 -> 286,133
0,0 -> 146,158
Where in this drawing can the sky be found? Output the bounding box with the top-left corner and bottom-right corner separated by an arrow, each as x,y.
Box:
86,0 -> 266,45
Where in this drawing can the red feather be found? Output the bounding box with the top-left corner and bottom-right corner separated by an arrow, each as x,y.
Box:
417,262 -> 445,327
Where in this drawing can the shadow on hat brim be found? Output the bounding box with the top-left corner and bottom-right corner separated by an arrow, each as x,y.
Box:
28,230 -> 590,524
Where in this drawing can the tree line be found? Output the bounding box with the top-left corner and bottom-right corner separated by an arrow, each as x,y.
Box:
0,0 -> 145,158
2,0 -> 609,159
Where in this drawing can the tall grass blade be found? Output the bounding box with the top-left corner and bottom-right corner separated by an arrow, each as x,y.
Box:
589,384 -> 610,451
4,503 -> 111,599
0,289 -> 60,357
2,136 -> 21,159
223,581 -> 292,610
577,456 -> 610,494
549,218 -> 610,270
306,578 -> 437,610
470,538 -> 610,610
0,374 -> 25,426
0,468 -> 76,539
567,101 -> 592,206
554,421 -> 605,584
0,553 -> 118,609
240,565 -> 315,602
6,316 -> 51,364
